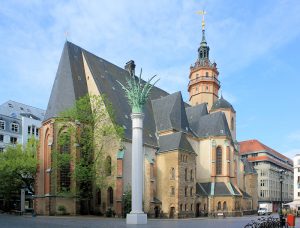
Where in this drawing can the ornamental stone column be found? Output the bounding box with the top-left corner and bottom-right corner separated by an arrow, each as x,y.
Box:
118,68 -> 158,225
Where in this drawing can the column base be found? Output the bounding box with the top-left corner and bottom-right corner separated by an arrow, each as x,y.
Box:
126,213 -> 147,224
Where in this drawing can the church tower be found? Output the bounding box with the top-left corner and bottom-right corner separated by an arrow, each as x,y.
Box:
188,12 -> 220,111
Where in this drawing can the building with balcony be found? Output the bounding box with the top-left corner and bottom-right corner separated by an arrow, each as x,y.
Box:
0,100 -> 45,151
240,139 -> 293,212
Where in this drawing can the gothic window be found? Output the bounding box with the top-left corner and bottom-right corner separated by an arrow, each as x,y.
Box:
190,187 -> 193,196
59,132 -> 71,191
105,156 -> 112,176
185,168 -> 188,181
96,188 -> 101,205
190,169 -> 193,181
170,186 -> 175,196
231,117 -> 234,131
223,201 -> 227,210
216,147 -> 222,175
107,187 -> 113,206
170,167 -> 175,180
217,201 -> 221,211
185,186 -> 188,197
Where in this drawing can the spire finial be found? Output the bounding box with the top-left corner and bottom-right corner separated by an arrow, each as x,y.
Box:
196,10 -> 206,31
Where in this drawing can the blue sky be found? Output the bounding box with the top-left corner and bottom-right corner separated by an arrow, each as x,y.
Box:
0,0 -> 300,159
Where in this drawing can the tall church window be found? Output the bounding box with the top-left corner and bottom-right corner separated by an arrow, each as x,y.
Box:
223,201 -> 227,210
231,117 -> 234,131
107,187 -> 113,206
105,156 -> 112,176
96,188 -> 101,205
217,201 -> 221,210
216,147 -> 222,175
59,132 -> 71,191
170,167 -> 175,180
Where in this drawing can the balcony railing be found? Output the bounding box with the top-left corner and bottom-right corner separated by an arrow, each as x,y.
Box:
189,76 -> 220,87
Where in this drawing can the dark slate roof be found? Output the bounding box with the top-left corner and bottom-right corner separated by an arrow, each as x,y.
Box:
190,111 -> 232,138
241,158 -> 257,174
185,103 -> 208,126
44,42 -> 89,121
44,41 -> 169,147
151,92 -> 191,133
215,182 -> 232,196
158,132 -> 195,154
211,95 -> 235,112
196,183 -> 209,196
196,182 -> 242,196
240,189 -> 251,198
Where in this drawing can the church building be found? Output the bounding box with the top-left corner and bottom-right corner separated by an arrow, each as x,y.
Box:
35,19 -> 258,218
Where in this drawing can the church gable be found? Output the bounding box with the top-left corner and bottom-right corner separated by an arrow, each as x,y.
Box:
151,92 -> 191,133
44,42 -> 88,121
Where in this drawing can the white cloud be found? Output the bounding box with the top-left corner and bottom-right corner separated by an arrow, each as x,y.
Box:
288,131 -> 300,142
284,148 -> 300,160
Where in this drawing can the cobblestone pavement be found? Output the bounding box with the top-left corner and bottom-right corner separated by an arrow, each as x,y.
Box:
1,213 -> 300,228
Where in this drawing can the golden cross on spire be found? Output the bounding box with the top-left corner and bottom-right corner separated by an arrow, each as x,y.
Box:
196,10 -> 206,30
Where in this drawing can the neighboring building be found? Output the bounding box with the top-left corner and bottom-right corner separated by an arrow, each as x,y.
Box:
35,20 -> 258,217
0,100 -> 45,151
293,155 -> 300,201
240,139 -> 293,212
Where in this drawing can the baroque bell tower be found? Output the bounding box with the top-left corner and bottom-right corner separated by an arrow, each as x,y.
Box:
188,11 -> 220,110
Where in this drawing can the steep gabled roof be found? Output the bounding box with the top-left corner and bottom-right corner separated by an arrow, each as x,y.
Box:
151,92 -> 191,133
44,41 -> 169,147
190,111 -> 231,138
44,42 -> 89,121
185,103 -> 208,125
158,132 -> 195,154
211,95 -> 235,113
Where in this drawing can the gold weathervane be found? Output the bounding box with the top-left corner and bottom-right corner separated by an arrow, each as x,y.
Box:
196,10 -> 206,30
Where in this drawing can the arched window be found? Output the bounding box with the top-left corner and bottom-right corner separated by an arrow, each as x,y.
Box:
231,117 -> 234,131
107,187 -> 113,206
216,147 -> 222,175
185,168 -> 188,181
223,201 -> 227,210
59,132 -> 71,191
170,167 -> 175,180
96,188 -> 101,205
217,201 -> 221,211
105,156 -> 112,176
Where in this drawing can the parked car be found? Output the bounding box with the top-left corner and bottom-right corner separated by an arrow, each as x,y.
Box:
257,208 -> 272,216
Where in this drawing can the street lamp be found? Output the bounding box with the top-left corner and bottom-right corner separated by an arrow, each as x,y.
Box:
279,169 -> 286,227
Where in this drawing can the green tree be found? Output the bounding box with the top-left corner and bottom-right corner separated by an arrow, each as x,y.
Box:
0,138 -> 38,211
52,94 -> 123,214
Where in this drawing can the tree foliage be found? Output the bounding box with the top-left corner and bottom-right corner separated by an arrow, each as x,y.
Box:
0,138 -> 38,205
53,94 -> 123,201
